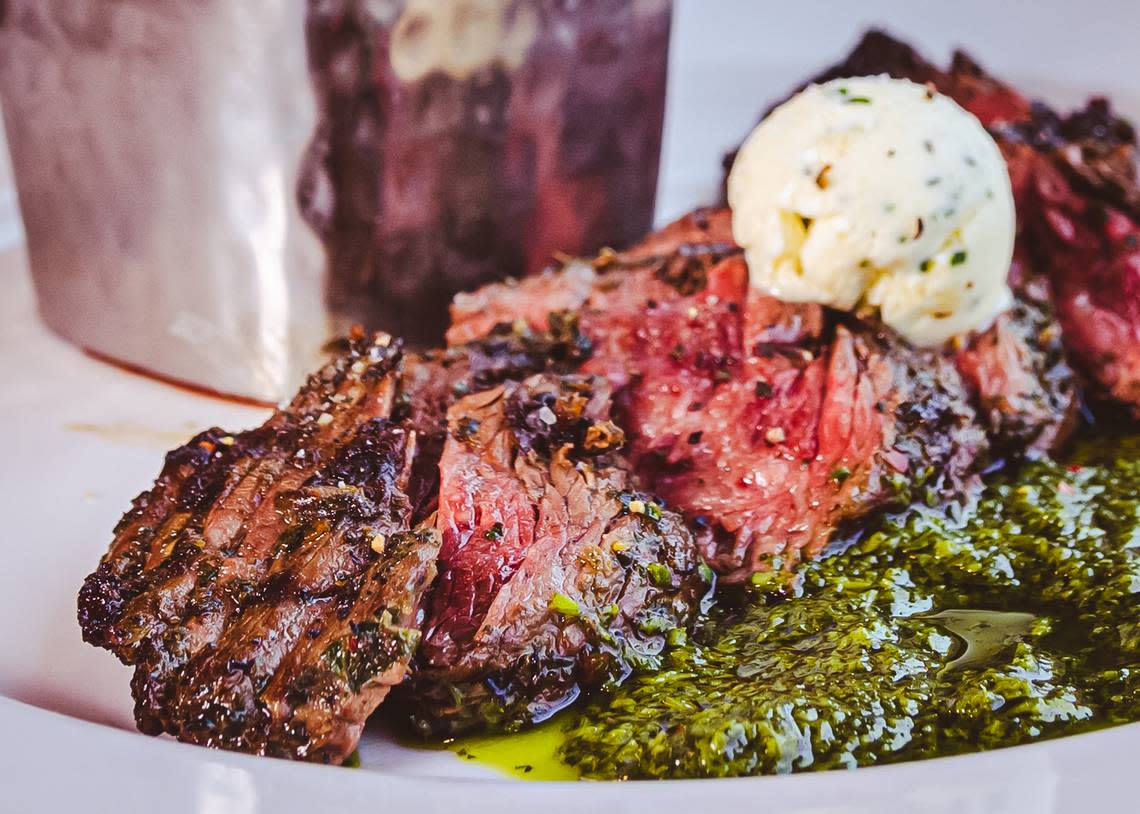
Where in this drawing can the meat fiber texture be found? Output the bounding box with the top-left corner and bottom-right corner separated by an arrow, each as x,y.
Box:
404,373 -> 704,737
449,209 -> 988,582
77,323 -> 614,761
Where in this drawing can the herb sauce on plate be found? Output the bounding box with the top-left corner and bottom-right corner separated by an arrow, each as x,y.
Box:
455,431 -> 1140,779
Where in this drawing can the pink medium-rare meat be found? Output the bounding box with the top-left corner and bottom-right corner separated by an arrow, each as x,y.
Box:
1013,136 -> 1140,414
78,321 -> 597,760
449,211 -> 987,581
407,373 -> 702,736
446,207 -> 737,347
395,317 -> 594,518
446,261 -> 598,346
583,253 -> 982,579
419,389 -> 540,668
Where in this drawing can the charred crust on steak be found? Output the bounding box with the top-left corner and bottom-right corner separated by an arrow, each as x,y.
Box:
78,316 -> 610,759
78,29 -> 1131,762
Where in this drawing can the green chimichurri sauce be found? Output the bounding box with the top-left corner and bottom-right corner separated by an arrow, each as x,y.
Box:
459,431 -> 1140,780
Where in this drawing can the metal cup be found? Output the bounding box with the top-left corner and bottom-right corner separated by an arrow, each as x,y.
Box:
0,0 -> 325,402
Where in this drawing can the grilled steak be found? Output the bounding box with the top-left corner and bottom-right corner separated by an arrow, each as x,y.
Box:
396,317 -> 592,519
78,28 -> 1109,763
1005,111 -> 1140,416
78,333 -> 413,748
954,252 -> 1076,454
449,210 -> 986,581
78,323 -> 590,760
796,30 -> 1125,420
404,373 -> 703,736
401,373 -> 702,734
162,419 -> 438,761
77,333 -> 435,761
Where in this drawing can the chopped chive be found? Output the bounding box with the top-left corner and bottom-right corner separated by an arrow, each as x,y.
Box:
647,562 -> 673,588
950,250 -> 968,266
698,562 -> 716,585
919,258 -> 934,272
549,592 -> 581,617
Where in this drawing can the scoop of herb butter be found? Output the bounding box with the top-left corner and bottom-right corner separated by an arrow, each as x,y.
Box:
727,76 -> 1015,347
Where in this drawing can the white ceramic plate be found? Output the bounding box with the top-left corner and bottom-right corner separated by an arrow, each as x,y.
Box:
3,2 -> 1140,811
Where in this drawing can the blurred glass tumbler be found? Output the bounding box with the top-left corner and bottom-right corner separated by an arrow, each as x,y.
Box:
0,0 -> 672,401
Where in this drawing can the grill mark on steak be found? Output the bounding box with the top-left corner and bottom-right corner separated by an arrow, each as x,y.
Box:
80,334 -> 406,734
79,322 -> 598,759
405,373 -> 702,736
166,420 -> 434,760
448,209 -> 986,581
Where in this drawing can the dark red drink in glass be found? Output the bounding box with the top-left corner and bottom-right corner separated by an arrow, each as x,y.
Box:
300,0 -> 672,344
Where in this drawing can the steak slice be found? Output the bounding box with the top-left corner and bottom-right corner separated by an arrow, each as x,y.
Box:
954,252 -> 1077,454
1006,115 -> 1140,416
799,29 -> 1125,419
404,373 -> 703,737
397,317 -> 593,520
78,320 -> 600,758
166,420 -> 438,761
446,261 -> 599,347
448,211 -> 986,581
78,331 -> 408,739
78,333 -> 439,762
